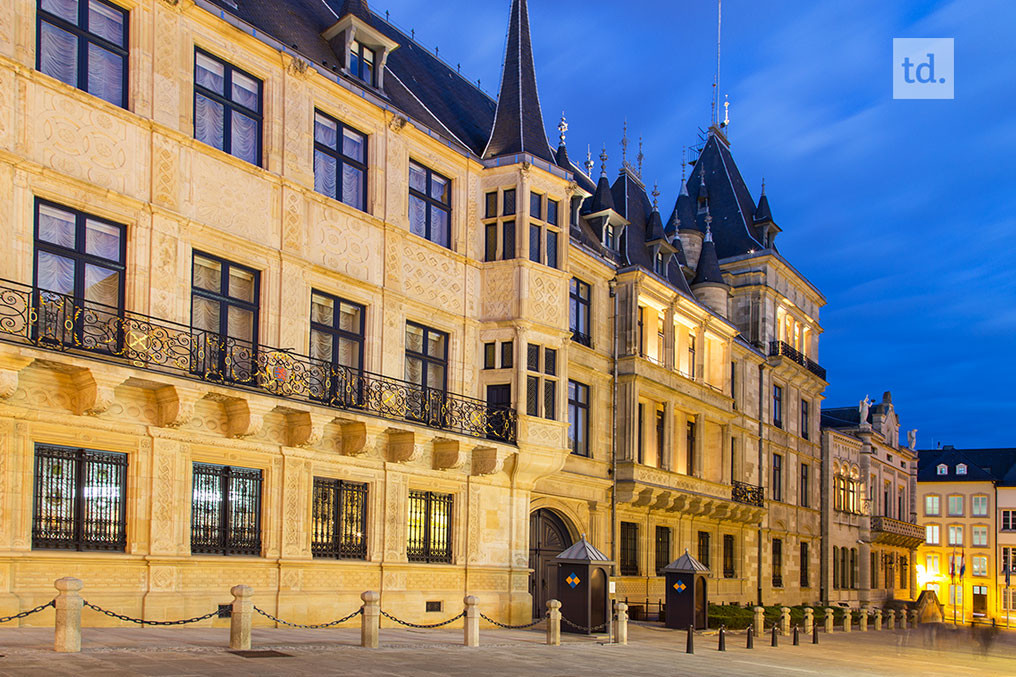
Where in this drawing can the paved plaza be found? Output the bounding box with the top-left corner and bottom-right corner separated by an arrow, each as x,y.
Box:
0,624 -> 1014,676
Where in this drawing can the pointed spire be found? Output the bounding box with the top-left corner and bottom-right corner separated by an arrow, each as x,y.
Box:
588,145 -> 615,214
621,120 -> 629,168
754,188 -> 773,223
554,112 -> 571,169
600,145 -> 608,177
584,145 -> 594,177
637,137 -> 645,178
652,182 -> 660,211
483,0 -> 555,163
338,0 -> 371,20
646,183 -> 668,245
557,112 -> 568,146
692,214 -> 726,287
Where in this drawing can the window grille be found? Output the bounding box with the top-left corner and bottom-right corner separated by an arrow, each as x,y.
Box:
620,522 -> 639,576
312,478 -> 367,559
723,534 -> 735,578
191,463 -> 262,556
655,526 -> 671,575
407,491 -> 452,563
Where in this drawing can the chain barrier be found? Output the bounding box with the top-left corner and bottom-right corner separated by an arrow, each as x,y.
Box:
380,609 -> 464,629
252,605 -> 363,629
561,616 -> 609,633
0,600 -> 55,624
478,612 -> 547,630
82,601 -> 218,626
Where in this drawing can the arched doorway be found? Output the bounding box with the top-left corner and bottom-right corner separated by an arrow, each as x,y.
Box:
529,509 -> 573,618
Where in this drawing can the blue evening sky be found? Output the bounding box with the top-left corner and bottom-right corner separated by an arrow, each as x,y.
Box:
379,0 -> 1016,448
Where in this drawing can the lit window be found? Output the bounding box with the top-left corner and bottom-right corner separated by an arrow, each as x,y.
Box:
311,478 -> 367,559
972,525 -> 988,547
972,556 -> 987,577
947,495 -> 964,516
925,554 -> 939,575
956,463 -> 967,475
972,495 -> 988,517
936,464 -> 948,475
947,525 -> 963,546
924,494 -> 940,516
348,40 -> 376,86
407,490 -> 452,563
925,524 -> 940,545
191,463 -> 262,556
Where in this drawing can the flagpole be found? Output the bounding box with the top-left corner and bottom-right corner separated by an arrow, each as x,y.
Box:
951,547 -> 957,626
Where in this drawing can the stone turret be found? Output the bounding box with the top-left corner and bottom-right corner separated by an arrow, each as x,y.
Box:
691,221 -> 730,318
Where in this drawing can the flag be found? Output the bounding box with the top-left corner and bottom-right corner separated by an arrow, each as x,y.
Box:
959,551 -> 966,577
1007,565 -> 1011,588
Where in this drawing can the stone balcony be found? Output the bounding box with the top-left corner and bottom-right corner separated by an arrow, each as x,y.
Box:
870,515 -> 925,549
615,461 -> 765,524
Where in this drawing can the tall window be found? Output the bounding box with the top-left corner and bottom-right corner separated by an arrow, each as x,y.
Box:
528,192 -> 560,269
687,331 -> 696,379
1003,547 -> 1016,572
972,556 -> 987,577
925,494 -> 941,516
799,463 -> 809,508
348,39 -> 376,86
723,534 -> 735,578
926,553 -> 940,575
194,49 -> 262,166
772,538 -> 783,587
800,541 -> 809,587
34,201 -> 126,344
972,495 -> 988,517
32,444 -> 127,551
636,403 -> 645,465
947,495 -> 963,516
191,253 -> 259,380
37,0 -> 128,107
851,548 -> 858,589
405,323 -> 448,424
482,189 -> 515,262
972,525 -> 988,547
191,463 -> 262,556
947,525 -> 963,546
311,478 -> 367,559
832,546 -> 839,589
772,453 -> 783,502
310,291 -> 364,403
1004,510 -> 1016,531
408,161 -> 451,248
407,491 -> 452,563
772,385 -> 783,428
655,526 -> 671,575
655,407 -> 666,469
697,531 -> 710,569
800,399 -> 809,440
567,380 -> 590,457
620,522 -> 639,576
569,278 -> 591,346
526,344 -> 556,420
686,420 -> 696,476
925,524 -> 940,545
314,111 -> 367,212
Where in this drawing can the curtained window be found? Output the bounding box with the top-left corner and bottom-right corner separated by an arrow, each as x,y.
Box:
194,49 -> 262,166
408,162 -> 451,248
314,110 -> 368,212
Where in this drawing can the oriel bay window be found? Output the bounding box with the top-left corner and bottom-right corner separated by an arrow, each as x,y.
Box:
34,201 -> 126,346
482,189 -> 515,262
310,291 -> 364,403
191,463 -> 262,556
314,111 -> 368,212
37,0 -> 129,108
312,478 -> 367,559
191,253 -> 259,381
569,278 -> 591,346
194,50 -> 262,166
409,161 -> 451,248
32,444 -> 127,551
404,322 -> 448,425
525,344 -> 557,420
528,192 -> 560,268
407,490 -> 452,563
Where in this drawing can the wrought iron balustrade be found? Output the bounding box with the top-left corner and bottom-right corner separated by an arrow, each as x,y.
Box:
0,279 -> 517,444
731,480 -> 765,507
570,330 -> 591,347
768,341 -> 827,380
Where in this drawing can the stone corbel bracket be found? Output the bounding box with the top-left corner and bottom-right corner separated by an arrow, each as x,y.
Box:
0,354 -> 33,399
338,420 -> 368,456
471,446 -> 512,477
72,367 -> 130,416
433,438 -> 467,471
155,384 -> 206,428
223,397 -> 275,439
383,428 -> 420,464
287,411 -> 332,448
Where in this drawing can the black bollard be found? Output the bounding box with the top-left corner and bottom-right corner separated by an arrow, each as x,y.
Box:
771,623 -> 779,647
718,625 -> 726,652
812,622 -> 819,644
747,625 -> 754,649
686,625 -> 695,654
793,625 -> 800,645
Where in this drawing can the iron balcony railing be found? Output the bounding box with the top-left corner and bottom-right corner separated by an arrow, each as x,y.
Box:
571,330 -> 591,347
731,480 -> 765,507
768,341 -> 827,381
0,279 -> 517,444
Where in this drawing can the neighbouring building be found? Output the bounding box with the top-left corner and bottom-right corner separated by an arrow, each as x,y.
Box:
820,392 -> 923,608
0,0 -> 826,627
916,447 -> 1016,624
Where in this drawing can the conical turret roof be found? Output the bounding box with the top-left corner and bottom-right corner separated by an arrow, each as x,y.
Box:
691,225 -> 727,287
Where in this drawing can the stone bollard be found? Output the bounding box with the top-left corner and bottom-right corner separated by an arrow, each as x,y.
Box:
54,577 -> 83,654
859,610 -> 868,632
229,585 -> 253,650
614,602 -> 628,646
780,606 -> 791,636
546,599 -> 561,646
842,610 -> 851,633
824,608 -> 834,633
361,591 -> 380,648
753,606 -> 765,637
885,610 -> 894,630
464,596 -> 479,647
803,607 -> 814,635
909,609 -> 918,627
873,610 -> 882,631
897,610 -> 906,630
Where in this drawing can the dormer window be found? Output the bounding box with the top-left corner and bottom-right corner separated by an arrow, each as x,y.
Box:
655,251 -> 668,276
604,223 -> 618,251
956,464 -> 967,475
349,40 -> 376,86
936,464 -> 948,476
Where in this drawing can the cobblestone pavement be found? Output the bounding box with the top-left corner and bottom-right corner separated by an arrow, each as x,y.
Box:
0,624 -> 1014,676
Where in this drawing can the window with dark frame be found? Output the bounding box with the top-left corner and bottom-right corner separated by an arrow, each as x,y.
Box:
620,522 -> 638,576
655,407 -> 666,469
525,344 -> 556,419
32,444 -> 127,552
529,224 -> 541,263
314,110 -> 368,212
772,538 -> 783,587
637,403 -> 645,465
37,0 -> 128,108
723,534 -> 735,578
547,199 -> 559,226
503,189 -> 516,216
311,478 -> 367,559
772,453 -> 783,502
483,342 -> 496,369
568,380 -> 590,457
408,161 -> 451,248
309,290 -> 364,403
482,189 -> 516,262
348,39 -> 376,86
191,252 -> 260,382
686,420 -> 696,476
500,341 -> 514,369
407,490 -> 452,563
191,462 -> 262,556
800,399 -> 810,440
34,200 -> 126,347
655,526 -> 671,575
194,49 -> 262,166
404,322 -> 448,423
730,361 -> 737,407
697,531 -> 710,569
570,278 -> 591,346
800,463 -> 809,508
772,384 -> 783,428
530,192 -> 542,220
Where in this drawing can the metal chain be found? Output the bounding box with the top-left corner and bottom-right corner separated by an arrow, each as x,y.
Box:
0,600 -> 55,624
82,601 -> 218,626
478,611 -> 547,630
380,609 -> 464,629
561,616 -> 609,633
253,605 -> 362,629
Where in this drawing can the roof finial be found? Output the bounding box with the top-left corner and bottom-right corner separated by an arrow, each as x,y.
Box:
652,182 -> 660,210
761,177 -> 766,196
558,112 -> 568,146
621,120 -> 629,167
712,0 -> 722,127
600,144 -> 609,177
681,147 -> 687,182
637,137 -> 645,178
723,94 -> 730,128
585,145 -> 594,177
705,207 -> 714,242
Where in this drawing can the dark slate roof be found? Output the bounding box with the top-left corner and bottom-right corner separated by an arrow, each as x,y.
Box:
822,406 -> 866,429
667,183 -> 697,236
686,133 -> 768,259
555,537 -> 612,563
691,229 -> 726,286
645,205 -> 667,243
663,549 -> 710,574
754,191 -> 773,223
482,0 -> 556,163
338,0 -> 370,20
587,174 -> 615,214
918,448 -> 1016,486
